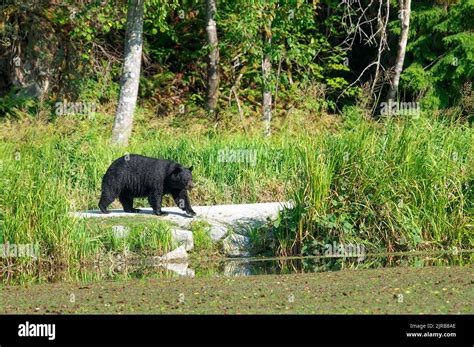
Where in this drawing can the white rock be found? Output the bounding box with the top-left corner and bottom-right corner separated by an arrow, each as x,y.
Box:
72,202 -> 292,251
171,229 -> 194,251
72,201 -> 290,234
156,245 -> 188,261
223,234 -> 252,257
209,225 -> 227,241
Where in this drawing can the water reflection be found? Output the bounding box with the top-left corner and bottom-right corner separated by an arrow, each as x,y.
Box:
207,251 -> 473,277
1,250 -> 471,285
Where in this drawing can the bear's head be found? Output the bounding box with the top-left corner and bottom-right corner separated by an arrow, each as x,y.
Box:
168,164 -> 194,190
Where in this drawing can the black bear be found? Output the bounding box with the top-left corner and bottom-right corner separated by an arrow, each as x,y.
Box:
99,154 -> 196,216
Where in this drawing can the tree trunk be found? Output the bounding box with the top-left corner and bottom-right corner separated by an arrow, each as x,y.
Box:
387,0 -> 411,101
111,0 -> 144,146
205,0 -> 220,114
262,20 -> 272,137
4,9 -> 59,100
370,0 -> 390,98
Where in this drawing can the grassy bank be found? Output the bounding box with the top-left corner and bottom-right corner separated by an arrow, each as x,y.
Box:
272,108 -> 473,256
0,108 -> 472,272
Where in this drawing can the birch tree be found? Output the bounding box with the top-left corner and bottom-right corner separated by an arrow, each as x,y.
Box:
262,19 -> 272,137
387,0 -> 411,102
111,0 -> 144,146
205,0 -> 220,114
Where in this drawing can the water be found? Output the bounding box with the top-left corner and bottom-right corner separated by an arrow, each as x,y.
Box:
3,250 -> 470,284
180,251 -> 472,277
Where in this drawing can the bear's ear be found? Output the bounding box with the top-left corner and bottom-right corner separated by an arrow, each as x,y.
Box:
188,165 -> 193,172
169,164 -> 182,175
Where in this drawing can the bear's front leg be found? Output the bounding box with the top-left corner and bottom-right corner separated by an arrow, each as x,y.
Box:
148,190 -> 167,216
177,189 -> 196,217
172,190 -> 186,211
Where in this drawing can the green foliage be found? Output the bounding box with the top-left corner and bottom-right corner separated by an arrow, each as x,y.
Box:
272,110 -> 473,256
1,0 -> 471,113
101,220 -> 174,256
0,90 -> 37,118
0,1 -> 472,279
218,0 -> 354,108
190,221 -> 215,253
0,108 -> 471,270
401,0 -> 474,109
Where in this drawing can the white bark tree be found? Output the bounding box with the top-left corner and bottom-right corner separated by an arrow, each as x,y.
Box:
387,0 -> 411,101
205,0 -> 220,114
111,0 -> 144,146
262,20 -> 272,137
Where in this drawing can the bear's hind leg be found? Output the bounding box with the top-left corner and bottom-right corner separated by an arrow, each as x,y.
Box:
119,194 -> 141,213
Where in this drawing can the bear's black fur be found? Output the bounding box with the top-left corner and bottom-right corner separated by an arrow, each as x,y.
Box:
99,154 -> 196,216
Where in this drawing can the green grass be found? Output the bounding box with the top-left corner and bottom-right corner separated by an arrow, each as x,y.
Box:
272,107 -> 473,256
189,221 -> 216,254
86,218 -> 175,257
0,107 -> 472,273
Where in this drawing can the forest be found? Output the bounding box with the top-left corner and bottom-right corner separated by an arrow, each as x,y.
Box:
0,0 -> 472,315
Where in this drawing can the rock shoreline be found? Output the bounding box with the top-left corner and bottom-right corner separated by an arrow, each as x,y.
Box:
72,202 -> 291,258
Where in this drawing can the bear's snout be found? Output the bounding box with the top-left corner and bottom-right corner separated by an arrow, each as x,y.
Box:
186,181 -> 195,190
